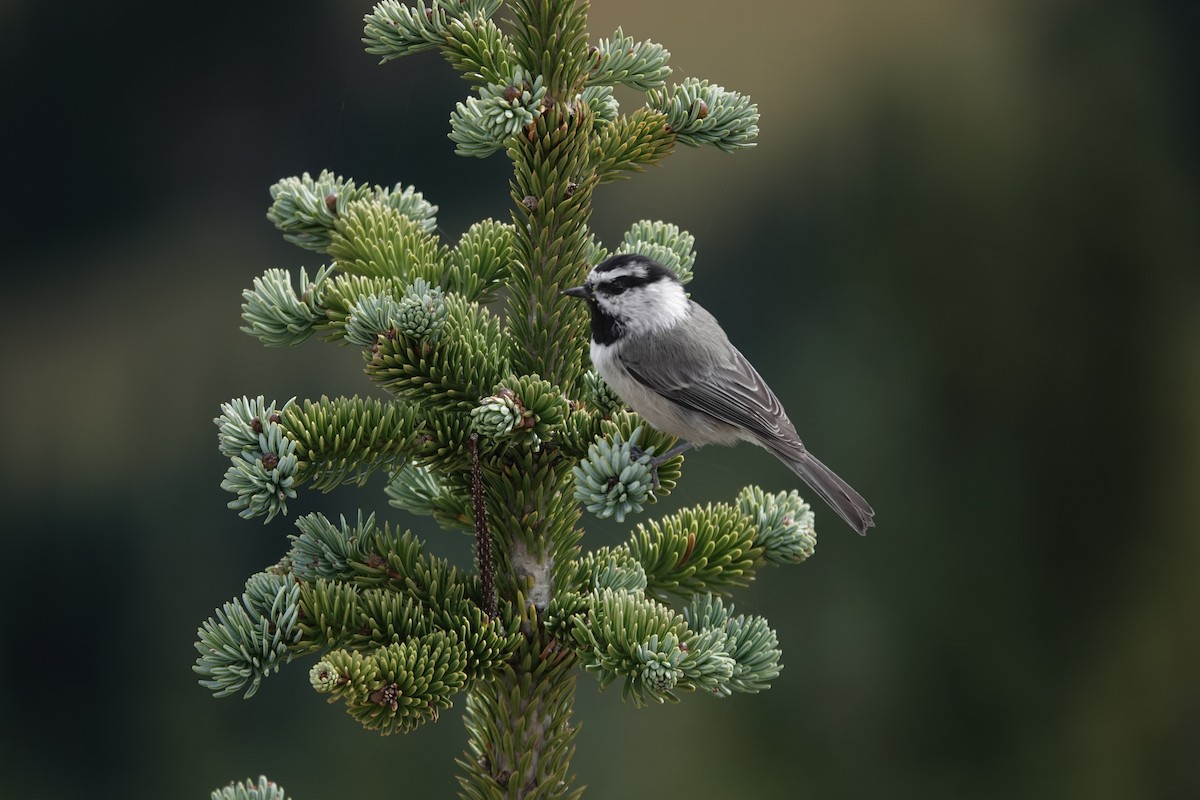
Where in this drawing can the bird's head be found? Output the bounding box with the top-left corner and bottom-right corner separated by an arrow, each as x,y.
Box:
562,254 -> 690,342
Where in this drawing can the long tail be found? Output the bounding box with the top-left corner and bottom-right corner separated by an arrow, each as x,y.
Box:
776,448 -> 875,535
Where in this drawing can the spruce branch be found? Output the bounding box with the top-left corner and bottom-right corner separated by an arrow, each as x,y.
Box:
193,574 -> 302,698
243,569 -> 295,619
505,161 -> 596,390
446,219 -> 515,302
471,374 -> 569,451
357,585 -> 435,647
627,501 -> 762,600
507,0 -> 590,93
681,594 -> 782,694
288,516 -> 522,667
386,463 -> 475,529
480,447 -> 582,606
581,84 -> 618,124
240,266 -> 330,346
289,512 -> 374,583
297,578 -> 362,651
318,274 -> 401,341
215,396 -> 295,459
584,230 -> 608,268
586,28 -> 672,92
449,70 -> 547,158
220,423 -> 300,523
268,170 -> 437,253
386,462 -> 445,516
364,0 -> 446,59
549,588 -> 783,704
211,776 -> 291,800
329,200 -> 449,283
448,600 -> 522,677
470,389 -> 525,441
280,395 -> 426,493
561,588 -> 734,706
310,633 -> 470,734
557,407 -> 682,468
581,370 -> 623,416
569,418 -> 683,519
339,276 -> 453,352
576,547 -> 649,594
352,521 -> 475,607
736,485 -> 818,564
298,576 -> 522,673
647,78 -> 760,152
366,293 -> 513,412
344,292 -> 402,348
364,0 -> 506,64
457,602 -> 581,800
412,405 -> 495,474
592,107 -> 675,182
717,609 -> 784,694
441,15 -> 518,87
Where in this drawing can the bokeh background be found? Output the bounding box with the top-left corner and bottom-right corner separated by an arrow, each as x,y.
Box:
3,1 -> 1197,798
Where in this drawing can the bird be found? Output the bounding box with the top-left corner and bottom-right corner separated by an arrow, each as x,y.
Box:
563,253 -> 875,535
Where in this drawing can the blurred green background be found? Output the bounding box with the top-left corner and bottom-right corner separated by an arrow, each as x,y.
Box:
2,0 -> 1197,798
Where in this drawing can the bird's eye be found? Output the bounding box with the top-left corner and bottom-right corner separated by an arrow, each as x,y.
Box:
600,275 -> 643,295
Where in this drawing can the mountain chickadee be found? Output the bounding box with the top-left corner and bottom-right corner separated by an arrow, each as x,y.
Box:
563,254 -> 875,535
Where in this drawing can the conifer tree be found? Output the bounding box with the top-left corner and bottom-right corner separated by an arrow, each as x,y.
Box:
195,2 -> 824,797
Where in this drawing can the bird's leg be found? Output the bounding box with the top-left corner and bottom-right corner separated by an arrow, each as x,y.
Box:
629,441 -> 694,490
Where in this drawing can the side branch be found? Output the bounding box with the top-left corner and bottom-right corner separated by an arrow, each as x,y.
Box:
593,108 -> 675,182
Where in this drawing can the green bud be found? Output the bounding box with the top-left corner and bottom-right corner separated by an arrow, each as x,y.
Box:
573,426 -> 655,522
310,660 -> 341,694
396,278 -> 448,341
470,389 -> 523,438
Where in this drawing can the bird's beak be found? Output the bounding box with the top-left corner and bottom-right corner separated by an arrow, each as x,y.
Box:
562,285 -> 591,300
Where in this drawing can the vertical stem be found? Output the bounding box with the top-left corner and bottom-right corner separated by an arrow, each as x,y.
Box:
457,615 -> 581,800
506,0 -> 595,392
496,0 -> 595,618
459,1 -> 594,798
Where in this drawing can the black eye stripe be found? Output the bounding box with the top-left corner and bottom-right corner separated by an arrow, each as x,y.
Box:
599,275 -> 648,295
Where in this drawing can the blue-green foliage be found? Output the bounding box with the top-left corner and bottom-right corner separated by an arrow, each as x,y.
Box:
197,3 -> 808,797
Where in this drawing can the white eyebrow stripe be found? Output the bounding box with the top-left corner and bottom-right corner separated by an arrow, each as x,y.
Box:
592,264 -> 647,283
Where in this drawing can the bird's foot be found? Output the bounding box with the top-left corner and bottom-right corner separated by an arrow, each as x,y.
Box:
628,444 -> 661,489
629,441 -> 693,491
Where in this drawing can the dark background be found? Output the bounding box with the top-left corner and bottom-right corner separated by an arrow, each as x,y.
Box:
2,1 -> 1198,798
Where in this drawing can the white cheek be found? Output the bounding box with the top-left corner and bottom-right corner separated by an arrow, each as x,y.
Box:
597,282 -> 690,337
